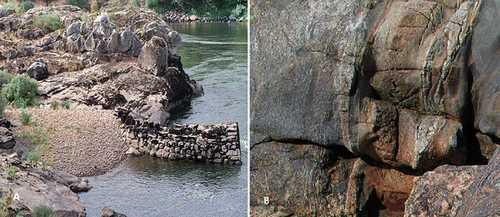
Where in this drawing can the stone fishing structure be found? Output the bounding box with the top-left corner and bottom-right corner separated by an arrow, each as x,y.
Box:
116,107 -> 242,165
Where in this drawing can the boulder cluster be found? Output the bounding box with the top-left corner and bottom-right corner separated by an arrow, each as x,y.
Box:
117,107 -> 242,165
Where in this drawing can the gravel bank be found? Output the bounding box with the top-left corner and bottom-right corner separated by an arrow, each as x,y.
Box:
5,106 -> 128,177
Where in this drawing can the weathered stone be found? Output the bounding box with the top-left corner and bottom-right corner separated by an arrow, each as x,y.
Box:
102,206 -> 127,217
125,147 -> 140,156
138,36 -> 169,76
349,98 -> 398,164
470,0 -> 500,138
455,148 -> 500,215
251,141 -> 355,216
405,164 -> 481,216
26,61 -> 49,80
0,127 -> 15,149
397,109 -> 466,169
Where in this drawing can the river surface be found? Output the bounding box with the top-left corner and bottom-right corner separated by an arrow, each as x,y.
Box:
78,22 -> 248,217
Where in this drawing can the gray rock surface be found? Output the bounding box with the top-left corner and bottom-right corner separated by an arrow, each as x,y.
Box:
138,36 -> 169,76
102,206 -> 127,217
470,0 -> 500,138
26,61 -> 49,80
0,157 -> 90,216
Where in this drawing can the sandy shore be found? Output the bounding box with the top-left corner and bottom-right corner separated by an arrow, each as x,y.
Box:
5,106 -> 128,177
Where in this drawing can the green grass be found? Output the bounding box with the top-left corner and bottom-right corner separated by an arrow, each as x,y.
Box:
33,13 -> 64,34
19,1 -> 34,12
67,0 -> 89,11
32,204 -> 56,217
50,100 -> 58,110
6,165 -> 19,180
19,111 -> 31,125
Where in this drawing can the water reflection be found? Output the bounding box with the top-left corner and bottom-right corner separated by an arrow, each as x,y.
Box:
124,156 -> 243,187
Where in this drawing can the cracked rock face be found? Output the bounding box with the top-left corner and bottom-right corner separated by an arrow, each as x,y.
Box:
250,0 -> 493,216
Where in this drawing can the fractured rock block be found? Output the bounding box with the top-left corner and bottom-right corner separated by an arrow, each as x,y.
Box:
397,109 -> 466,169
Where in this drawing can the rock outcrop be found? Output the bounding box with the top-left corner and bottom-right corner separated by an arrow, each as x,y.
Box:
250,0 -> 500,215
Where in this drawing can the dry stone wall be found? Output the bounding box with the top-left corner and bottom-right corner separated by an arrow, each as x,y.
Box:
116,108 -> 242,165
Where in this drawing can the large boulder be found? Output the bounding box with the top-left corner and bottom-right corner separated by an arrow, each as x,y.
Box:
470,0 -> 500,138
26,61 -> 49,80
0,127 -> 15,149
138,36 -> 169,76
0,160 -> 91,216
405,164 -> 482,216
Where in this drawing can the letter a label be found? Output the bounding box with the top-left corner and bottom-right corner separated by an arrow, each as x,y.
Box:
13,193 -> 19,201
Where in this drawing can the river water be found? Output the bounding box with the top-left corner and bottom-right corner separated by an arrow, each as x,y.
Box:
78,22 -> 248,217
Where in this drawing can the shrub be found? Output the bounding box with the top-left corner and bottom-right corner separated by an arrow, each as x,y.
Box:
62,100 -> 71,109
67,0 -> 89,11
3,0 -> 18,13
33,13 -> 64,34
19,110 -> 31,125
2,74 -> 38,109
145,0 -> 158,10
25,150 -> 41,164
31,204 -> 56,217
6,165 -> 19,180
0,70 -> 13,87
50,100 -> 58,110
19,1 -> 34,12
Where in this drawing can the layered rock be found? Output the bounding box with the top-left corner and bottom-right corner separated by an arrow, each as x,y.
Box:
250,0 -> 489,215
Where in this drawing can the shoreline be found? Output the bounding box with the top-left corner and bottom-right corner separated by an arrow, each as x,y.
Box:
5,106 -> 128,177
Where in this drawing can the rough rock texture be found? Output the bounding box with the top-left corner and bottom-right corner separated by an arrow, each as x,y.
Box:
251,142 -> 356,216
455,148 -> 500,216
405,164 -> 481,216
102,207 -> 127,217
250,0 -> 490,216
251,0 -> 476,170
26,60 -> 50,80
138,36 -> 169,76
0,127 -> 15,149
0,151 -> 91,216
470,0 -> 500,138
251,142 -> 418,216
405,148 -> 500,216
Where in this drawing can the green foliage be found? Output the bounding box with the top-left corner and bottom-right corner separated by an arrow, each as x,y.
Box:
25,150 -> 41,164
19,1 -> 34,12
2,74 -> 38,109
3,0 -> 18,13
16,212 -> 24,217
67,0 -> 89,11
33,13 -> 64,34
62,100 -> 71,109
185,0 -> 247,20
32,204 -> 56,217
0,70 -> 13,87
19,110 -> 31,125
229,4 -> 246,21
50,100 -> 58,110
6,165 -> 19,180
0,97 -> 5,118
145,0 -> 158,10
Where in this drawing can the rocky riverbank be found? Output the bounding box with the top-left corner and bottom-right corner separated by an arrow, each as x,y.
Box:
0,118 -> 91,216
0,2 -> 219,215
